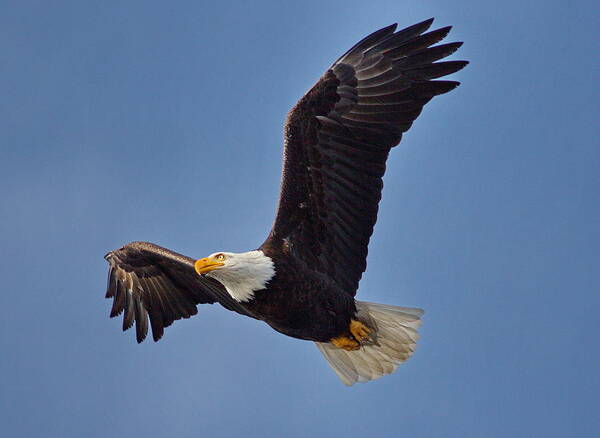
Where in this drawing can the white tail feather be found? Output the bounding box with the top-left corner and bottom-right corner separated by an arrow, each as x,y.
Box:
315,300 -> 423,386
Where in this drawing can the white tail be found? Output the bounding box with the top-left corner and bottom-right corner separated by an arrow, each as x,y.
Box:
315,300 -> 423,385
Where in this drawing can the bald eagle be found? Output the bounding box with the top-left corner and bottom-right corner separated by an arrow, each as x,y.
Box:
104,18 -> 467,385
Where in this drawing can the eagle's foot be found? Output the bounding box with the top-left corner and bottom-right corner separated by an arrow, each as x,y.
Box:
330,335 -> 360,351
330,320 -> 372,351
349,319 -> 371,343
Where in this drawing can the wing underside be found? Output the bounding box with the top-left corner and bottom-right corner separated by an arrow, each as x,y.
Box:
266,18 -> 467,296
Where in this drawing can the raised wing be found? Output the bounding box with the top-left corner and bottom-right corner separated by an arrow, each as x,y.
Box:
104,241 -> 253,342
266,18 -> 467,295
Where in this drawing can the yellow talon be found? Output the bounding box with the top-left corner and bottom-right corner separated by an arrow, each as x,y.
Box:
331,335 -> 360,351
350,319 -> 371,343
330,319 -> 372,351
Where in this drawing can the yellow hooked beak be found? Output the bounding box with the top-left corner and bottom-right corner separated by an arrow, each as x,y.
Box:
194,256 -> 225,275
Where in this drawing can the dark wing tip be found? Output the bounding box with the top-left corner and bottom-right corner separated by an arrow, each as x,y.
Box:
335,23 -> 398,64
134,299 -> 149,343
435,80 -> 462,95
402,17 -> 435,34
105,266 -> 115,298
136,329 -> 147,343
381,23 -> 399,33
403,60 -> 469,80
433,25 -> 452,39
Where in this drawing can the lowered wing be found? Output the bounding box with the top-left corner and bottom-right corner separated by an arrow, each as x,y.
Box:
105,241 -> 253,342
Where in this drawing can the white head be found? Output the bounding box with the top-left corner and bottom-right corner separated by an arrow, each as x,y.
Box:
194,250 -> 275,302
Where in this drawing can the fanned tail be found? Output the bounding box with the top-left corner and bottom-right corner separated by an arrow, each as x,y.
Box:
316,300 -> 423,385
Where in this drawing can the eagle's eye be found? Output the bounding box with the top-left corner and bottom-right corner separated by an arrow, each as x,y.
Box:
215,253 -> 225,261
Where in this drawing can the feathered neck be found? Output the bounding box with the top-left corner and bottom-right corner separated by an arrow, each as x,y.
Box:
206,250 -> 275,302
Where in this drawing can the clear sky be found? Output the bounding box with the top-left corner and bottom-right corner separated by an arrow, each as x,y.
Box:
1,1 -> 598,437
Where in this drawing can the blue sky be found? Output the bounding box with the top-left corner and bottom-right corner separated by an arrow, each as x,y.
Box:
1,1 -> 598,437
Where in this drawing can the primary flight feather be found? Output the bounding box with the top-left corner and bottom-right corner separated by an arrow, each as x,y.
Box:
104,18 -> 467,385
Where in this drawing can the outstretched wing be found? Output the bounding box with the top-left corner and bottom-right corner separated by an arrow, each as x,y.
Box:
104,241 -> 253,343
266,18 -> 467,295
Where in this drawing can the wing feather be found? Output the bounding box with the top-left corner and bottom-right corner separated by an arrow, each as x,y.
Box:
104,241 -> 253,342
265,19 -> 467,295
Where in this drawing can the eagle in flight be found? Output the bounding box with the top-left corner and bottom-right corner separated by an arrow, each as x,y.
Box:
104,18 -> 467,385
